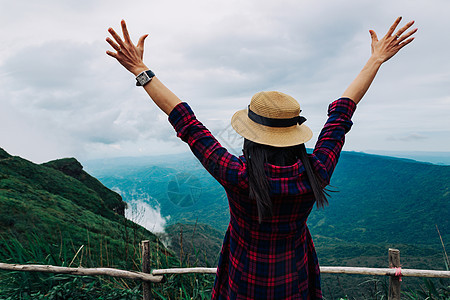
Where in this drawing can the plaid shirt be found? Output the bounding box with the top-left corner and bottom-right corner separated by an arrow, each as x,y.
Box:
169,98 -> 356,300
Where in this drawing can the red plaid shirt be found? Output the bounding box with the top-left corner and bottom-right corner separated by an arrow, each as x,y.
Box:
169,98 -> 356,299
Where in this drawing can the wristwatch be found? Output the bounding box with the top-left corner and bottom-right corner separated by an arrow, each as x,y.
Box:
136,70 -> 155,86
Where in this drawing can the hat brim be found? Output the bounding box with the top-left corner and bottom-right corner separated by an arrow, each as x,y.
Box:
231,108 -> 313,147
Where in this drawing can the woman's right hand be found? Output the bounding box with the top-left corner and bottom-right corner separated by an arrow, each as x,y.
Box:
106,20 -> 149,76
106,20 -> 181,115
369,17 -> 417,64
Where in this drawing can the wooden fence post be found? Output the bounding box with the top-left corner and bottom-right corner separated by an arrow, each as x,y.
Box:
388,248 -> 401,300
142,240 -> 152,300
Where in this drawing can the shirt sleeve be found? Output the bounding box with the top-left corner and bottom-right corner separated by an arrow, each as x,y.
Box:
312,97 -> 357,184
168,102 -> 247,190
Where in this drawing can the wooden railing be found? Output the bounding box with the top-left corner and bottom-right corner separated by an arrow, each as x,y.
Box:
1,241 -> 449,300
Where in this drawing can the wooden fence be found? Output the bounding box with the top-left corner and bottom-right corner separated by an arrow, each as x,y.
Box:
1,241 -> 449,300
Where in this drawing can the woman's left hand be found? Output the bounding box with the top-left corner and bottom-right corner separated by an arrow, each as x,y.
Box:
341,17 -> 418,104
369,17 -> 417,64
106,20 -> 149,76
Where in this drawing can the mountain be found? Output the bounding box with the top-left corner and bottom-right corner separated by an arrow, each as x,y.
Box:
0,147 -> 169,270
308,151 -> 449,246
364,150 -> 450,165
43,157 -> 126,215
85,153 -> 228,232
85,150 -> 449,247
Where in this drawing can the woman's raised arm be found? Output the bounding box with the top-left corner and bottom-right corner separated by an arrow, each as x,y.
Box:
341,17 -> 417,104
106,20 -> 181,115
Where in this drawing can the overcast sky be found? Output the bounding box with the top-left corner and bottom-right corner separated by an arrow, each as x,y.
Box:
1,0 -> 449,164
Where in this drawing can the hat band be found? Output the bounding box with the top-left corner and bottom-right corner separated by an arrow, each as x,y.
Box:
248,106 -> 307,128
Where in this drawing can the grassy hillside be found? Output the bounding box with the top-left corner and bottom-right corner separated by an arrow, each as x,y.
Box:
43,157 -> 127,215
0,148 -> 153,263
0,147 -> 190,299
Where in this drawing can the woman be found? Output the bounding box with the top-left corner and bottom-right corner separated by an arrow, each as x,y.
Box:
106,17 -> 416,299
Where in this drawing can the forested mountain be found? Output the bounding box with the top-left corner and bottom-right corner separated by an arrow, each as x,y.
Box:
85,150 -> 449,248
0,147 -> 149,255
0,147 -> 180,298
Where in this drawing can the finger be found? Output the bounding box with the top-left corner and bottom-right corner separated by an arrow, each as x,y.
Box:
386,16 -> 402,37
108,27 -> 125,47
395,20 -> 415,38
398,37 -> 415,50
106,37 -> 121,52
369,30 -> 378,43
106,50 -> 118,58
121,19 -> 132,44
137,34 -> 149,49
397,27 -> 418,43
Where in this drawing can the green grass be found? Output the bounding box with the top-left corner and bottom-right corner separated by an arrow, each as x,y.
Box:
0,230 -> 215,299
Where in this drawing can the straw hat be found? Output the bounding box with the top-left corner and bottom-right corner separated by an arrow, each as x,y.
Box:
231,91 -> 312,147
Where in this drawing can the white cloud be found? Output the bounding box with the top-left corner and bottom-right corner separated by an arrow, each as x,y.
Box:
1,0 -> 449,163
125,199 -> 169,233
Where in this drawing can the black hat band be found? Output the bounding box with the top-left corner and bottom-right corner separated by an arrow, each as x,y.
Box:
248,106 -> 306,128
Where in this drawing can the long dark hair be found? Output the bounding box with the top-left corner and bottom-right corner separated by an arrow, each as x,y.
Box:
243,139 -> 328,223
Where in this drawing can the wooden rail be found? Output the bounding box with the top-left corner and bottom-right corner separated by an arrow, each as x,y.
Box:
1,245 -> 449,300
0,262 -> 163,282
152,266 -> 450,278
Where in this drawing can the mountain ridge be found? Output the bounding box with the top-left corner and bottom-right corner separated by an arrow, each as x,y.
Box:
85,150 -> 449,248
43,157 -> 127,215
0,147 -> 168,268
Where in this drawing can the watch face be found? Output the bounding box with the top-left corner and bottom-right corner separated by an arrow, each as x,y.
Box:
137,72 -> 149,85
